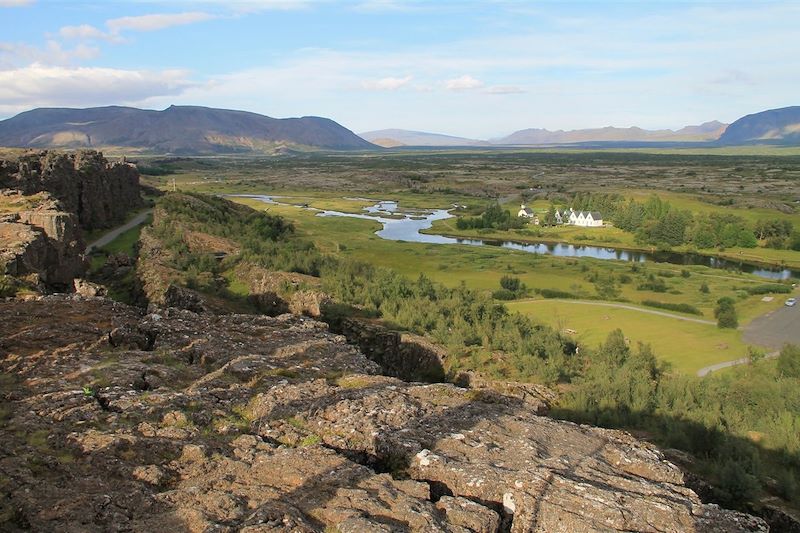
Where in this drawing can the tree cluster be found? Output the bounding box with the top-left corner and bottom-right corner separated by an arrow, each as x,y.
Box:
455,203 -> 527,231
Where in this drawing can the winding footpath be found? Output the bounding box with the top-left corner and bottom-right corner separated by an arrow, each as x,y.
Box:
85,209 -> 153,253
696,351 -> 779,377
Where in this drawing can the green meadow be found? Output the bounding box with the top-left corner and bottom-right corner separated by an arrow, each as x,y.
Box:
231,194 -> 791,373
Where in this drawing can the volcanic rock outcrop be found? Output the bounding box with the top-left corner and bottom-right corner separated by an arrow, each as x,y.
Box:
0,191 -> 86,288
0,150 -> 142,230
0,296 -> 767,532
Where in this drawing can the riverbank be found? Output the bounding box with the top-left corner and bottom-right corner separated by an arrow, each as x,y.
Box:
425,218 -> 800,278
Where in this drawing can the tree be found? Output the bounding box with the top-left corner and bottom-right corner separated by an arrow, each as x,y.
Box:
777,344 -> 800,378
500,275 -> 522,293
715,297 -> 738,329
542,204 -> 557,226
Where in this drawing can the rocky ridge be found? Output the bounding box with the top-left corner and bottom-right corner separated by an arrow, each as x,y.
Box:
0,295 -> 768,532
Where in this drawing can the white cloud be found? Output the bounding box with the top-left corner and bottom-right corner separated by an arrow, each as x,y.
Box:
107,12 -> 215,33
0,0 -> 34,6
0,40 -> 100,68
361,75 -> 412,91
59,24 -> 111,41
444,75 -> 483,91
0,64 -> 194,113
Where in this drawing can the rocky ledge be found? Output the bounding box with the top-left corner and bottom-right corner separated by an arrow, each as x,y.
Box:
0,296 -> 767,532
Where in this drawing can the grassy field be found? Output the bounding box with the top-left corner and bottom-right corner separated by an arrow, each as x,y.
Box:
507,299 -> 746,374
231,194 -> 792,372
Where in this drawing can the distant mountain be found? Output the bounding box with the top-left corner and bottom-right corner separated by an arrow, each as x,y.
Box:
495,121 -> 727,145
0,105 -> 376,154
359,129 -> 489,147
718,106 -> 800,145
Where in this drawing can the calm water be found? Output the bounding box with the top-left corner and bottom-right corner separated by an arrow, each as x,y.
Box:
235,195 -> 797,280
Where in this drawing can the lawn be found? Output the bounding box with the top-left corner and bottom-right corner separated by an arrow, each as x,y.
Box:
507,299 -> 751,375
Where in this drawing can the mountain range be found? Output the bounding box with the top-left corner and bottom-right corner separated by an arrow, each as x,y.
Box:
359,129 -> 489,148
0,105 -> 375,154
359,107 -> 800,147
0,105 -> 797,153
494,121 -> 727,145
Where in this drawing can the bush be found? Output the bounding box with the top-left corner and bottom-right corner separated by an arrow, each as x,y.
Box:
537,288 -> 577,299
641,300 -> 702,316
492,289 -> 517,300
500,275 -> 522,293
0,275 -> 17,298
715,297 -> 738,329
699,282 -> 710,294
637,277 -> 668,293
744,284 -> 792,295
777,344 -> 800,378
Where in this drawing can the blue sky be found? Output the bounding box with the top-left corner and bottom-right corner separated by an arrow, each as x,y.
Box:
1,0 -> 798,138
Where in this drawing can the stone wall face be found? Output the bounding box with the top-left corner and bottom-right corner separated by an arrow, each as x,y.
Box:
0,195 -> 86,288
0,150 -> 142,230
0,150 -> 142,289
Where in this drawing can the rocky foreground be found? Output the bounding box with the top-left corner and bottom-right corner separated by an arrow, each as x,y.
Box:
0,296 -> 767,532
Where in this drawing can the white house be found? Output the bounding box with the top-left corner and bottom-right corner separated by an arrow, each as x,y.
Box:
517,204 -> 534,218
517,205 -> 540,225
572,211 -> 603,227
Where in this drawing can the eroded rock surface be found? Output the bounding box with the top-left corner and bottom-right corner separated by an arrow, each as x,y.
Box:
0,192 -> 86,287
0,150 -> 142,230
0,297 -> 767,532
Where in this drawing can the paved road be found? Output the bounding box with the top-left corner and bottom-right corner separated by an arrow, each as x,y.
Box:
742,303 -> 800,351
696,301 -> 798,376
86,209 -> 153,253
517,298 -> 716,325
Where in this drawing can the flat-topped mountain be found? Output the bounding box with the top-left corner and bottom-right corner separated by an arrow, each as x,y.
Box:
359,128 -> 489,147
0,105 -> 376,154
718,106 -> 800,144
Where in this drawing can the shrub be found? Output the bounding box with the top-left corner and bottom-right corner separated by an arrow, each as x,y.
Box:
500,275 -> 522,293
492,289 -> 517,300
637,277 -> 668,293
715,297 -> 738,329
777,344 -> 800,378
744,284 -> 792,295
699,282 -> 710,294
0,275 -> 17,298
641,300 -> 702,316
537,288 -> 577,299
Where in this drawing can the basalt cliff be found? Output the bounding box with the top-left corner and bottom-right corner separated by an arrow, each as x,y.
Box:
0,150 -> 141,290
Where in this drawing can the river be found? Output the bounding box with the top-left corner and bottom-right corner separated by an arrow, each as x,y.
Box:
235,195 -> 797,280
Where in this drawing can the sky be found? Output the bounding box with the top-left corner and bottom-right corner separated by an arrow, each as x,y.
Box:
0,0 -> 798,139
